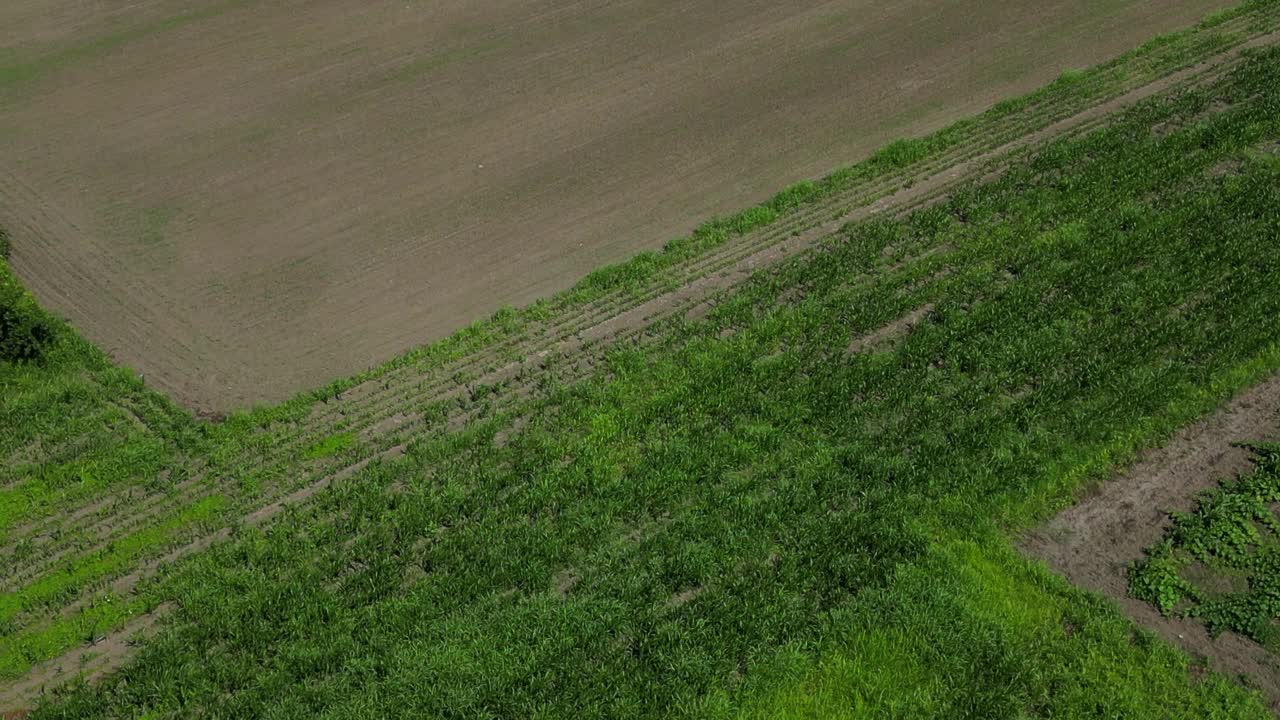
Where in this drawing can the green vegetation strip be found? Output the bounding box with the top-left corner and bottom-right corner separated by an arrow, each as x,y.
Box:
0,495 -> 224,631
1130,444 -> 1280,647
0,255 -> 56,363
18,42 -> 1280,718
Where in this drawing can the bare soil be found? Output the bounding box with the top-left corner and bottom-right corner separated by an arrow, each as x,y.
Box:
0,0 -> 1234,412
845,303 -> 935,355
1022,373 -> 1280,709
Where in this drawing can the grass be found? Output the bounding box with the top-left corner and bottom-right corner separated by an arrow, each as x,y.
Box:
0,495 -> 225,630
301,432 -> 355,461
7,36 -> 1280,718
0,256 -> 57,363
712,541 -> 1263,719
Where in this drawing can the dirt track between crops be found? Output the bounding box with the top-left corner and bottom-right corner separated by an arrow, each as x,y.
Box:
0,0 -> 1237,412
1024,373 -> 1280,710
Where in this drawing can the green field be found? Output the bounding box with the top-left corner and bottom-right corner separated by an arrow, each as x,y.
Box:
4,2 -> 1280,716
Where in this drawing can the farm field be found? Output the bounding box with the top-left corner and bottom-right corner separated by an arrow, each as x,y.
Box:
3,1 -> 1280,717
0,0 -> 1243,412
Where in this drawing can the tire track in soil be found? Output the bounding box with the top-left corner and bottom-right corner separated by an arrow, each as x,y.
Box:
1022,372 -> 1280,710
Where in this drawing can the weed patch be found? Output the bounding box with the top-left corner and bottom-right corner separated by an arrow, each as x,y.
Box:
1130,444 -> 1280,647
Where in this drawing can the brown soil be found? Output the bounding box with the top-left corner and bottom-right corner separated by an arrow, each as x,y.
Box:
845,303 -> 935,355
1022,372 -> 1280,709
0,0 -> 1234,412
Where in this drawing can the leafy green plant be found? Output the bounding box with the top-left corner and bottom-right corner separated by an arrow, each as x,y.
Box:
0,259 -> 56,362
1130,445 -> 1280,646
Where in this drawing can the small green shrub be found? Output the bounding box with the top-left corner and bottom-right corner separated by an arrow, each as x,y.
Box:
0,261 -> 56,362
872,138 -> 931,169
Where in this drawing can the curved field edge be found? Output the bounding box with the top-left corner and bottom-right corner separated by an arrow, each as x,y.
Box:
5,32 -> 1280,718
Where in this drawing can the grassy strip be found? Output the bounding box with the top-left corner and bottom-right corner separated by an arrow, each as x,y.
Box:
0,257 -> 199,547
0,495 -> 225,634
712,539 -> 1267,719
0,595 -> 150,681
0,256 -> 55,362
0,436 -> 172,533
300,433 -> 355,462
24,44 -> 1280,718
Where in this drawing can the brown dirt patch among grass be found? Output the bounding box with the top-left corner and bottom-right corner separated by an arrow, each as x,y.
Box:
1022,373 -> 1280,709
846,303 -> 936,356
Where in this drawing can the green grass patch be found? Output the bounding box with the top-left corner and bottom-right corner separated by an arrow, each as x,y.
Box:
0,494 -> 226,636
301,432 -> 355,461
0,257 -> 56,362
715,540 -> 1268,719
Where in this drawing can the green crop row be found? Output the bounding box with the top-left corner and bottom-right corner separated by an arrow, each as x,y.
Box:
20,41 -> 1280,719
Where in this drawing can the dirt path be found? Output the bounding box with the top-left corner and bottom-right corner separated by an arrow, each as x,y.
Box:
0,0 -> 1236,412
1023,374 -> 1280,709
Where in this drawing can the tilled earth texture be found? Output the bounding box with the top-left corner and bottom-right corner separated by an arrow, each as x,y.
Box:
0,0 -> 1235,412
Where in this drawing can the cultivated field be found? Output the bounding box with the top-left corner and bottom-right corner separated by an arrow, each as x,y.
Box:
0,0 -> 1240,412
4,2 -> 1280,716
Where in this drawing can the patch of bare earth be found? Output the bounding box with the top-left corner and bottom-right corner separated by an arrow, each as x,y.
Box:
845,303 -> 935,356
0,0 -> 1236,412
1022,372 -> 1280,709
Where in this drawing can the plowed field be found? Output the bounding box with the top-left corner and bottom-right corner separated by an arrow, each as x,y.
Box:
0,0 -> 1234,411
